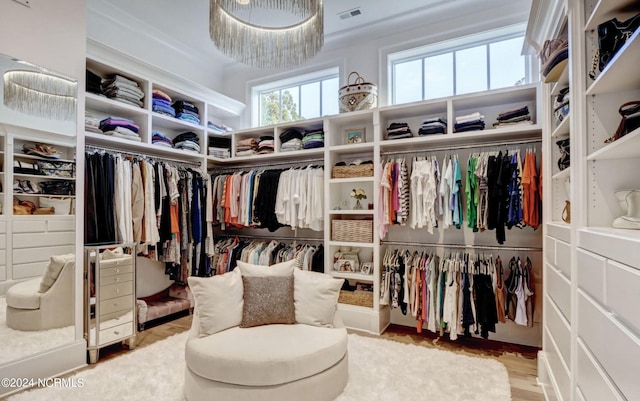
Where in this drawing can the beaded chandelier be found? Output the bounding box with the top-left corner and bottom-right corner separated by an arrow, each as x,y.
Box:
209,0 -> 324,69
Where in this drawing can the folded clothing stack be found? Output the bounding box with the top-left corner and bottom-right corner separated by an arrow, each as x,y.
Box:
280,128 -> 304,152
419,118 -> 447,135
208,121 -> 233,134
236,138 -> 259,156
302,128 -> 324,149
86,69 -> 102,95
386,122 -> 412,140
208,137 -> 231,159
173,132 -> 200,153
85,112 -> 102,134
454,112 -> 485,133
173,100 -> 200,125
258,136 -> 275,155
152,131 -> 173,148
101,75 -> 144,108
152,90 -> 175,117
99,116 -> 141,141
493,105 -> 532,128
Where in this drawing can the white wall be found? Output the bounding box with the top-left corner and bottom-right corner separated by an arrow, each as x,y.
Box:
221,0 -> 532,128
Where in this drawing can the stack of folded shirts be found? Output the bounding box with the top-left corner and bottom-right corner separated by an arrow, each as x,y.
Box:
152,90 -> 175,117
493,105 -> 532,128
208,121 -> 233,134
258,136 -> 275,155
99,116 -> 141,141
85,112 -> 102,134
280,128 -> 304,152
208,137 -> 231,159
236,138 -> 258,156
173,101 -> 200,125
86,69 -> 102,95
101,75 -> 144,108
386,122 -> 412,140
418,118 -> 447,135
173,132 -> 200,153
152,131 -> 173,148
302,129 -> 324,149
454,112 -> 485,133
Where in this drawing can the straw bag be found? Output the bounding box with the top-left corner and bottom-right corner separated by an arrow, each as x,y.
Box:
339,72 -> 377,113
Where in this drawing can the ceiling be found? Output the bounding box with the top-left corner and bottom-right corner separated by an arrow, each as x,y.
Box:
88,0 -> 499,67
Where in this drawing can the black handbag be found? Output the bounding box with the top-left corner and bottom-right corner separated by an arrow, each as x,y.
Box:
556,138 -> 570,171
590,13 -> 640,79
605,101 -> 640,143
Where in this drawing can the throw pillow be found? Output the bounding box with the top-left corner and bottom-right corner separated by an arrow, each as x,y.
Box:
188,269 -> 244,337
294,269 -> 344,327
240,275 -> 295,328
39,253 -> 75,293
237,259 -> 296,277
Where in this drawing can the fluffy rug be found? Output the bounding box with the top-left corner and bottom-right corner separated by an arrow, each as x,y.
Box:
9,332 -> 511,401
0,296 -> 74,364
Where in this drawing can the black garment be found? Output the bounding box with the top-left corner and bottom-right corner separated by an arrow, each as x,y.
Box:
85,152 -> 116,245
486,154 -> 499,231
473,269 -> 498,339
254,170 -> 284,232
495,153 -> 512,244
461,272 -> 475,336
173,131 -> 200,145
279,128 -> 303,143
398,255 -> 407,315
311,244 -> 324,273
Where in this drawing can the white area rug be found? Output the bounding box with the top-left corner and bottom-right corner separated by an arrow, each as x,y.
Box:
0,296 -> 74,365
9,332 -> 511,401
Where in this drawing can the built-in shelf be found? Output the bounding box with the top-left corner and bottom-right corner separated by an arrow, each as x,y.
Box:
587,127 -> 640,161
329,241 -> 374,248
552,167 -> 571,180
337,303 -> 375,313
550,67 -> 570,97
85,132 -> 203,161
152,112 -> 205,132
329,142 -> 375,155
551,116 -> 570,138
230,148 -> 325,163
578,227 -> 640,270
14,153 -> 76,164
586,29 -> 640,96
13,173 -> 75,181
329,177 -> 375,184
12,193 -> 75,198
584,0 -> 640,31
546,221 -> 571,243
85,92 -> 147,118
330,271 -> 375,282
328,210 -> 374,215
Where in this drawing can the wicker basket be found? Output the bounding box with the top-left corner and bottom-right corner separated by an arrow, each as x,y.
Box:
338,290 -> 374,308
332,219 -> 373,243
331,163 -> 374,179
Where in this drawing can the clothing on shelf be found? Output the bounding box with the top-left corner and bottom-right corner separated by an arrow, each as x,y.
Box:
152,131 -> 173,148
85,112 -> 102,134
208,121 -> 234,134
101,74 -> 145,108
381,248 -> 536,339
173,131 -> 200,153
208,137 -> 231,159
85,150 -> 207,281
236,137 -> 259,156
493,105 -> 532,128
386,122 -> 412,140
86,69 -> 102,95
419,118 -> 447,135
257,136 -> 275,154
152,89 -> 176,117
99,116 -> 141,142
172,100 -> 200,125
454,112 -> 485,133
302,128 -> 325,149
210,237 -> 324,275
280,128 -> 304,152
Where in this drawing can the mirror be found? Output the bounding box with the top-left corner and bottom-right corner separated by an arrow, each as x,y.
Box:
0,52 -> 77,366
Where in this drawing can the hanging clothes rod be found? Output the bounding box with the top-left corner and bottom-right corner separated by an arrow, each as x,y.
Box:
85,144 -> 202,167
380,240 -> 542,252
216,233 -> 323,242
380,137 -> 542,156
210,157 -> 325,173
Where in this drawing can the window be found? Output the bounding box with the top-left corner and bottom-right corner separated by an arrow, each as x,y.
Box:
252,68 -> 339,127
390,27 -> 532,105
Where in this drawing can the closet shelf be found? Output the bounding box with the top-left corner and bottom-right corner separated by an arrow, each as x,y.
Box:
152,112 -> 205,132
337,303 -> 375,313
586,29 -> 640,96
578,227 -> 640,270
329,240 -> 374,248
546,221 -> 571,243
551,116 -> 570,138
550,67 -> 570,97
12,193 -> 75,198
12,214 -> 75,219
85,92 -> 148,119
329,142 -> 374,155
552,167 -> 570,181
587,127 -> 640,161
13,173 -> 75,181
14,154 -> 76,164
85,132 -> 204,161
330,271 -> 375,282
229,148 -> 325,163
378,98 -> 448,121
584,0 -> 640,31
329,177 -> 375,184
328,210 -> 374,216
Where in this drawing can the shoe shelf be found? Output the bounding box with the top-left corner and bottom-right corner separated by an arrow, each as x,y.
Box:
551,115 -> 570,138
586,29 -> 640,96
587,127 -> 640,160
550,66 -> 570,97
584,0 -> 640,31
578,227 -> 640,270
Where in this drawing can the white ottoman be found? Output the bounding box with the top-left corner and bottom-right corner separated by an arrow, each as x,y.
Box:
184,323 -> 348,401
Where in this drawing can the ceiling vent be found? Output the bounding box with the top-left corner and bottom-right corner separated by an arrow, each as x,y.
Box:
338,7 -> 362,20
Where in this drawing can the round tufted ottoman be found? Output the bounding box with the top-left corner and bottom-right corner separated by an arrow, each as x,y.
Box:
184,323 -> 349,401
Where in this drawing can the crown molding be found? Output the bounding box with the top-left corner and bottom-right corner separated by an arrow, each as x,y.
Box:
524,0 -> 567,55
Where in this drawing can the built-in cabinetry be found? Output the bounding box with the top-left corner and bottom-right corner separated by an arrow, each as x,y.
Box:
529,0 -> 640,400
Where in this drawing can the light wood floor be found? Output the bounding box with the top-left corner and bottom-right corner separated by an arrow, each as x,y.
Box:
90,313 -> 545,401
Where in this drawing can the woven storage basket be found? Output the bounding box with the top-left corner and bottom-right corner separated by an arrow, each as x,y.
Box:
338,290 -> 374,308
331,163 -> 374,179
332,219 -> 373,243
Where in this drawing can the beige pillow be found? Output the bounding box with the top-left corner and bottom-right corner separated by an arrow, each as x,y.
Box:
188,269 -> 244,337
294,269 -> 344,327
236,259 -> 296,277
39,253 -> 75,293
240,275 -> 295,328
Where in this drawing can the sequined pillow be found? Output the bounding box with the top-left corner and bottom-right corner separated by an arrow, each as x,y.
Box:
240,275 -> 295,328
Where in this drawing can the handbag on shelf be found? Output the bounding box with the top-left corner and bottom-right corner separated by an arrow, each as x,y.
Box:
553,87 -> 570,126
556,138 -> 570,171
36,160 -> 75,178
38,180 -> 75,195
605,101 -> 640,143
589,12 -> 640,79
338,71 -> 377,113
39,197 -> 72,215
13,160 -> 42,175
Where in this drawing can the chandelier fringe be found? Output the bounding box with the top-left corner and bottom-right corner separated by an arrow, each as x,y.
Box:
220,0 -> 319,19
3,70 -> 77,121
210,0 -> 324,69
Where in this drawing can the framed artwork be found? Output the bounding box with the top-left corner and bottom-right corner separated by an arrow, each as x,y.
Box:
336,259 -> 356,272
345,127 -> 365,144
360,262 -> 373,275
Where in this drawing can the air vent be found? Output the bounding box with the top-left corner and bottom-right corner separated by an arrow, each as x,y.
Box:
338,7 -> 362,20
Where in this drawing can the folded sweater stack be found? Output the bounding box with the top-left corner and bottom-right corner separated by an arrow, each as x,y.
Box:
492,105 -> 532,128
101,75 -> 144,108
258,136 -> 275,155
386,122 -> 412,140
173,132 -> 200,153
173,101 -> 200,125
302,129 -> 324,149
280,128 -> 304,152
418,118 -> 447,135
99,116 -> 141,142
152,90 -> 175,117
208,121 -> 233,134
152,131 -> 173,148
454,112 -> 485,133
85,112 -> 102,134
86,69 -> 102,95
208,137 -> 231,159
236,138 -> 259,157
